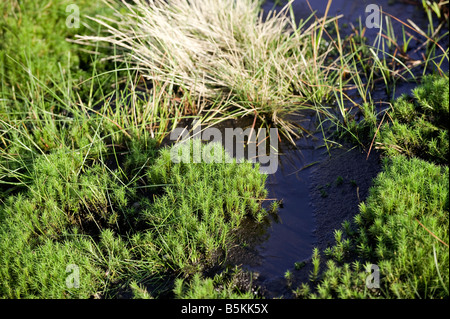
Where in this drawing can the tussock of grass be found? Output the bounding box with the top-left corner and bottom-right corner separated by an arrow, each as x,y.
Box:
75,0 -> 340,141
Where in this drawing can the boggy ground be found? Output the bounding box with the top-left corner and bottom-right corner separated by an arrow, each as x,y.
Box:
225,144 -> 382,298
1,0 -> 447,299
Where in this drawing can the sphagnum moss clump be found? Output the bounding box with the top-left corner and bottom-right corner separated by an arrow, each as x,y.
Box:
0,139 -> 268,298
139,139 -> 268,274
305,156 -> 448,299
377,74 -> 449,165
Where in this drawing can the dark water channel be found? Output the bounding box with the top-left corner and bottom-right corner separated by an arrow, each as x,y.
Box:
251,135 -> 325,278
221,0 -> 447,298
230,116 -> 328,276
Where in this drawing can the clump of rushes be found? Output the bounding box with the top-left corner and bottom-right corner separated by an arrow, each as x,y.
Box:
377,74 -> 449,165
75,0 -> 342,142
